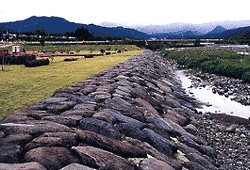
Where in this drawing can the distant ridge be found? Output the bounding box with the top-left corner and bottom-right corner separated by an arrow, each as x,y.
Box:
207,26 -> 227,35
218,26 -> 250,39
134,20 -> 250,34
0,16 -> 149,39
202,26 -> 227,38
148,30 -> 204,39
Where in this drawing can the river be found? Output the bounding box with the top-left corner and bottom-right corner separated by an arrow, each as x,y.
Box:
176,70 -> 250,120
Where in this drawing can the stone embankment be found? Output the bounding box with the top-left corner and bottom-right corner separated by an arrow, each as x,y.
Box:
0,50 -> 249,170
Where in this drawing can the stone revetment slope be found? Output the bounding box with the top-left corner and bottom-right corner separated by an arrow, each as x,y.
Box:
0,50 -> 224,170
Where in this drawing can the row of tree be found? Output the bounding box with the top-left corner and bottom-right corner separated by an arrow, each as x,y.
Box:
0,26 -> 133,43
35,27 -> 93,40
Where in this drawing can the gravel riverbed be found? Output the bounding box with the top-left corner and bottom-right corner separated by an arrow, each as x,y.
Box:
193,113 -> 250,170
173,60 -> 250,169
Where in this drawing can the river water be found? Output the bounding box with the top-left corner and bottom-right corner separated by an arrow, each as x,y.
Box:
176,70 -> 250,119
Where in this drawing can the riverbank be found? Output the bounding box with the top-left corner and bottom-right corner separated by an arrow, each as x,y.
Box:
0,50 -> 249,170
173,58 -> 250,169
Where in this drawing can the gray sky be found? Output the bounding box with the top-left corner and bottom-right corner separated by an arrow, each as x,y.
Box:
0,0 -> 249,26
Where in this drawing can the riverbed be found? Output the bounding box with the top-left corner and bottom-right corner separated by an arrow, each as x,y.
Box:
176,70 -> 250,120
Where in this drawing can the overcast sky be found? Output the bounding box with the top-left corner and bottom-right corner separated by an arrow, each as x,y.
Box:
0,0 -> 249,26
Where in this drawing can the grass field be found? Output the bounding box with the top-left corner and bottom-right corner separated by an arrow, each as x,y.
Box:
1,44 -> 141,55
0,48 -> 143,120
0,44 -> 141,54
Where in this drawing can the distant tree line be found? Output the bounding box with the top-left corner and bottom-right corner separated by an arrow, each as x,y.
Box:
0,26 -> 141,43
216,38 -> 250,45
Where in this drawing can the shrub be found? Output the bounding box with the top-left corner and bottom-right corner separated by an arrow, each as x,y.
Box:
194,39 -> 201,46
1,55 -> 36,65
100,49 -> 105,54
64,58 -> 78,62
25,59 -> 50,67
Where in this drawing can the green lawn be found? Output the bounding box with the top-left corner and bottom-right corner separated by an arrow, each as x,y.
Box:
0,49 -> 143,120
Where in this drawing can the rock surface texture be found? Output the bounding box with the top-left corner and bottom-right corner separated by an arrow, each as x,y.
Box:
0,50 -> 249,169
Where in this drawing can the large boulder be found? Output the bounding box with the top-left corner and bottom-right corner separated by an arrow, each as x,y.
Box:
113,89 -> 131,98
76,130 -> 147,158
183,161 -> 208,170
139,158 -> 175,170
88,91 -> 111,99
0,115 -> 34,124
116,123 -> 147,142
103,97 -> 145,122
80,86 -> 96,95
140,141 -> 182,170
179,134 -> 201,151
163,109 -> 188,126
27,103 -> 47,110
184,124 -> 198,135
24,137 -> 65,151
40,132 -> 78,148
88,91 -> 112,103
0,120 -> 74,136
131,87 -> 164,114
174,138 -> 202,156
186,153 -> 219,170
142,128 -> 177,157
154,80 -> 172,93
0,133 -> 33,146
60,163 -> 97,170
60,110 -> 94,117
28,98 -> 73,114
0,145 -> 23,163
163,118 -> 206,145
93,109 -> 145,129
46,101 -> 77,114
92,111 -> 117,124
73,104 -> 96,112
24,147 -> 80,170
71,146 -> 135,170
146,117 -> 177,136
40,97 -> 68,104
41,115 -> 82,127
79,118 -> 121,140
134,98 -> 162,118
8,109 -> 54,120
117,85 -> 132,93
0,162 -> 47,170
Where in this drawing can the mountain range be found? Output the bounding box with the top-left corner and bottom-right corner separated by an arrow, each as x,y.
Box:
0,16 -> 150,39
132,20 -> 250,39
0,16 -> 250,40
218,26 -> 250,39
147,26 -> 227,39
